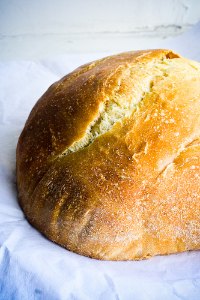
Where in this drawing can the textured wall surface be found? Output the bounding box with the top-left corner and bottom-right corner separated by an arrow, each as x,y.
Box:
0,0 -> 200,59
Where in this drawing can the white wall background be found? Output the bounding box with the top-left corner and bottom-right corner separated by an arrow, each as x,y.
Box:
0,0 -> 200,60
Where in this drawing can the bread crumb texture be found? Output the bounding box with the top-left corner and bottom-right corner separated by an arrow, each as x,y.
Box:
16,49 -> 200,260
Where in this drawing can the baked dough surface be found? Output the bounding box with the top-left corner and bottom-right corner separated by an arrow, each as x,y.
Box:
17,50 -> 200,260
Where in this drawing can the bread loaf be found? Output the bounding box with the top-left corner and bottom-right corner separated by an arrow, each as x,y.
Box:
16,49 -> 200,260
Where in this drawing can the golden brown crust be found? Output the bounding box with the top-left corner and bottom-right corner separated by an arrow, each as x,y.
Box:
16,49 -> 200,260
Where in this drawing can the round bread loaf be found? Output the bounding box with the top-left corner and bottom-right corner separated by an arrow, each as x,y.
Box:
16,49 -> 200,260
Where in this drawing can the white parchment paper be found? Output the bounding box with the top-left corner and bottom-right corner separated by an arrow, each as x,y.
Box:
1,23 -> 200,300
